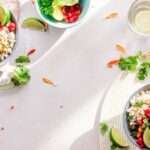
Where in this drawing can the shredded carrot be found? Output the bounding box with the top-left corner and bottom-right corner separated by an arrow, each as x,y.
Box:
116,44 -> 126,53
105,12 -> 118,19
42,77 -> 56,86
107,59 -> 120,68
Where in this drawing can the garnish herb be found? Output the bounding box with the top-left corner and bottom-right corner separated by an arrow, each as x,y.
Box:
11,65 -> 31,86
133,101 -> 144,108
100,122 -> 108,135
128,115 -> 134,121
111,143 -> 118,149
40,0 -> 54,16
16,56 -> 30,63
138,62 -> 150,80
118,56 -> 139,72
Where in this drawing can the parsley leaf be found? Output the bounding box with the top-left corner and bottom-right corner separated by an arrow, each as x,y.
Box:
138,62 -> 150,80
16,56 -> 30,63
100,122 -> 108,135
118,56 -> 139,72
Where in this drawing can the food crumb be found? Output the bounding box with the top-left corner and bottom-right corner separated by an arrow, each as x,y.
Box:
10,104 -> 16,110
60,105 -> 64,108
0,126 -> 5,131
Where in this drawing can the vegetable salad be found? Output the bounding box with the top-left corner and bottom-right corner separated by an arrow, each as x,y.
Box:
127,90 -> 150,148
40,0 -> 82,23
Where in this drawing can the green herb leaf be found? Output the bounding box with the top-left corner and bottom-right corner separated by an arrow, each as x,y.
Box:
118,56 -> 138,72
138,62 -> 150,80
16,56 -> 30,63
128,115 -> 134,121
111,143 -> 118,149
133,101 -> 144,108
11,65 -> 31,86
40,0 -> 54,16
100,122 -> 108,135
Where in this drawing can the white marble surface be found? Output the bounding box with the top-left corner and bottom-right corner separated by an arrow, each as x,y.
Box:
0,0 -> 150,150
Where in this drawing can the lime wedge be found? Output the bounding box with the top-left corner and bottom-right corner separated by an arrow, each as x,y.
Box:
143,127 -> 150,148
109,127 -> 129,148
52,6 -> 64,21
135,10 -> 150,33
0,4 -> 10,25
22,18 -> 46,31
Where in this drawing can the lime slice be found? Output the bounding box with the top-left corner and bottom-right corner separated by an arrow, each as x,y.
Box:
143,127 -> 150,148
52,6 -> 64,21
109,127 -> 129,148
135,10 -> 150,33
0,4 -> 10,25
22,18 -> 46,31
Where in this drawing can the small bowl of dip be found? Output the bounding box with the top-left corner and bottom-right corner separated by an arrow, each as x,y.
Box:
128,0 -> 150,36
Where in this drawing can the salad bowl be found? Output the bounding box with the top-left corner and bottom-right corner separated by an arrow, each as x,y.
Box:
123,84 -> 150,150
0,11 -> 19,67
35,0 -> 90,28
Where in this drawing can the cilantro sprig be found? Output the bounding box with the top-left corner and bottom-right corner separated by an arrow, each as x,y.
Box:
118,56 -> 139,72
114,51 -> 150,81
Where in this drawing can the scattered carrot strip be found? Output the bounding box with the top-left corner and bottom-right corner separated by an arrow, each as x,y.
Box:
32,0 -> 35,4
27,49 -> 36,56
116,44 -> 126,53
42,77 -> 55,86
107,59 -> 120,68
105,12 -> 118,19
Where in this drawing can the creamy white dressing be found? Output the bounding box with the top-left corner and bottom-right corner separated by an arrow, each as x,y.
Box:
0,65 -> 14,86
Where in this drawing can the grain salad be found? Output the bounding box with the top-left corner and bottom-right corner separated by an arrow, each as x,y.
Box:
0,24 -> 16,61
127,90 -> 150,148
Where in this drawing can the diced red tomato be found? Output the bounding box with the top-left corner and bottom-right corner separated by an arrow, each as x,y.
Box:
144,109 -> 150,119
107,59 -> 120,68
136,137 -> 145,148
61,4 -> 82,23
0,24 -> 3,31
137,119 -> 143,126
7,22 -> 16,31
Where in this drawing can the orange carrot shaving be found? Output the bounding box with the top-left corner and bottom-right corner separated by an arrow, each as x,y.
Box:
32,0 -> 35,4
107,59 -> 120,68
105,12 -> 118,19
116,44 -> 126,53
42,77 -> 56,86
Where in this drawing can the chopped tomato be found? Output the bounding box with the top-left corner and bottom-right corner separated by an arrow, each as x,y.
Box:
137,119 -> 143,126
0,24 -> 3,31
136,137 -> 145,148
8,22 -> 16,32
144,109 -> 150,119
107,59 -> 119,68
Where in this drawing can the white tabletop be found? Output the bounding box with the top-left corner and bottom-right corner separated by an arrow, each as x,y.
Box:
0,0 -> 150,150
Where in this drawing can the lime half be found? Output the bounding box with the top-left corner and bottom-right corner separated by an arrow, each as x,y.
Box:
109,127 -> 129,148
0,4 -> 10,25
135,10 -> 150,33
22,18 -> 46,31
143,127 -> 150,148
